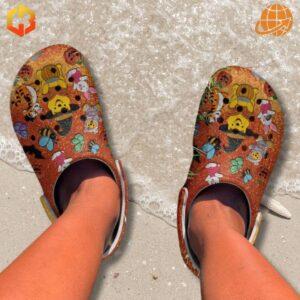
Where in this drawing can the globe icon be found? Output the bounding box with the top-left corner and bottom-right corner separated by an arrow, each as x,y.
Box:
255,4 -> 293,36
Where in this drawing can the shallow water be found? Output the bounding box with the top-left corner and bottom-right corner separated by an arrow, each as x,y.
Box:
0,0 -> 299,226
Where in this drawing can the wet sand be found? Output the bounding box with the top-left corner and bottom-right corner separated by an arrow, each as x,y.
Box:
0,1 -> 299,298
0,161 -> 299,299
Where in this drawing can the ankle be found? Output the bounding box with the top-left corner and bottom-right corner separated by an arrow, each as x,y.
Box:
65,175 -> 120,240
68,175 -> 120,212
188,199 -> 246,259
54,159 -> 121,240
55,159 -> 116,212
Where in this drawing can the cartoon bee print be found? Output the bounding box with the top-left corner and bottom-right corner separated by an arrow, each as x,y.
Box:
88,140 -> 100,154
200,136 -> 221,159
243,169 -> 253,184
39,127 -> 56,152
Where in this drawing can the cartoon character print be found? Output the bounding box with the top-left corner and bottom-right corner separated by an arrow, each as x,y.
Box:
215,70 -> 232,88
247,137 -> 272,165
257,99 -> 277,133
243,169 -> 253,184
205,163 -> 223,184
88,140 -> 100,154
40,95 -> 79,136
12,85 -> 42,121
36,64 -> 67,95
64,47 -> 83,65
67,68 -> 97,100
39,127 -> 56,152
52,151 -> 72,172
10,45 -> 121,224
219,114 -> 257,152
190,66 -> 282,202
227,114 -> 249,133
230,84 -> 259,113
200,136 -> 221,159
207,92 -> 225,123
80,104 -> 102,133
199,88 -> 227,124
17,64 -> 33,80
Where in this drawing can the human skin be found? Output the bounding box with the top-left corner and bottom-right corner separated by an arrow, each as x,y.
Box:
188,184 -> 299,300
0,169 -> 298,299
0,162 -> 120,300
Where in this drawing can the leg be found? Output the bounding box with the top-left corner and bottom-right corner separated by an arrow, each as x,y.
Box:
188,184 -> 298,300
0,160 -> 120,300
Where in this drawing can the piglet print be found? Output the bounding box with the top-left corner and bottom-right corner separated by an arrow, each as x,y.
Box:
52,151 -> 72,172
205,163 -> 223,184
67,68 -> 97,100
258,99 -> 277,134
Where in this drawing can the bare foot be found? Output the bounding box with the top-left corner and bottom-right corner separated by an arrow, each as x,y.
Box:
188,184 -> 248,260
54,159 -> 120,239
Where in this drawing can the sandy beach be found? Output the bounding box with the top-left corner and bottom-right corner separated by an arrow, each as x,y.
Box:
0,160 -> 299,299
0,1 -> 299,298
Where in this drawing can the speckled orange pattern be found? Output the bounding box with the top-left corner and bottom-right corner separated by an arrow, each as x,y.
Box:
10,44 -> 128,257
177,66 -> 284,277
